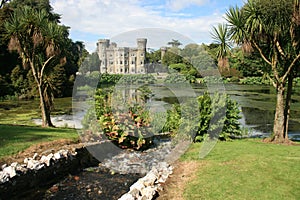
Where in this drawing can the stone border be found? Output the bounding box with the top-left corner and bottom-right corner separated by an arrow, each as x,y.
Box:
118,162 -> 173,200
0,146 -> 99,199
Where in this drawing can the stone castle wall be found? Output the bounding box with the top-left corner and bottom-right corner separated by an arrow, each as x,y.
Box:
97,38 -> 147,74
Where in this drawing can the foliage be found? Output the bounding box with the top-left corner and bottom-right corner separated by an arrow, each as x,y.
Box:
0,1 -> 85,99
146,49 -> 161,63
117,74 -> 156,85
161,104 -> 181,134
221,0 -> 300,141
4,5 -> 69,126
79,52 -> 101,74
98,73 -> 123,85
162,50 -> 183,66
164,72 -> 190,84
196,92 -> 241,141
160,92 -> 241,141
167,39 -> 182,48
239,76 -> 271,85
86,87 -> 154,150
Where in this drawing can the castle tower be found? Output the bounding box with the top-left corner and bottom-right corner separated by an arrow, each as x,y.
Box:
160,46 -> 167,61
97,39 -> 110,73
136,38 -> 147,73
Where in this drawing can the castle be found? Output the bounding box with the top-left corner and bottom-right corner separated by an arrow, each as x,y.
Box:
96,38 -> 147,74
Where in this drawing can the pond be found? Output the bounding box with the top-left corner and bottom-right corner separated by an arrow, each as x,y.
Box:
92,83 -> 300,139
1,83 -> 299,140
224,84 -> 300,139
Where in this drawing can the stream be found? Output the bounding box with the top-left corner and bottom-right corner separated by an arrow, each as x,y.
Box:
27,83 -> 300,199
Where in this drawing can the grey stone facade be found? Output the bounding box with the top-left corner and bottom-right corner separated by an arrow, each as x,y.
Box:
97,38 -> 147,74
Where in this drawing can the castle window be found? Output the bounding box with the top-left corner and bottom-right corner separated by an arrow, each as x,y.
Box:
131,53 -> 135,57
141,61 -> 143,65
141,53 -> 144,57
120,53 -> 123,57
131,61 -> 135,64
120,61 -> 123,64
125,60 -> 127,65
110,61 -> 113,65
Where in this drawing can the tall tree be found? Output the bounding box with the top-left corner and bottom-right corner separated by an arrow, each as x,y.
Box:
224,0 -> 300,142
4,6 -> 68,127
167,39 -> 182,48
210,24 -> 231,73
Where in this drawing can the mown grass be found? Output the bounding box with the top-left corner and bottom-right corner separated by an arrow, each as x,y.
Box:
181,139 -> 300,200
0,97 -> 73,126
0,124 -> 78,159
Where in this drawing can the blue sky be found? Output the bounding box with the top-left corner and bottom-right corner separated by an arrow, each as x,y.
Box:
50,0 -> 245,52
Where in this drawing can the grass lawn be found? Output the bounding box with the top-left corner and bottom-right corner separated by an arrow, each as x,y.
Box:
180,139 -> 300,200
0,97 -> 73,126
0,124 -> 78,159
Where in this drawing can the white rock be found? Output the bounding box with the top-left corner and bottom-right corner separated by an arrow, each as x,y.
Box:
140,186 -> 157,199
10,162 -> 18,168
33,153 -> 39,160
47,153 -> 54,159
58,149 -> 69,158
130,180 -> 145,192
27,159 -> 44,170
158,174 -> 169,183
54,152 -> 62,160
142,172 -> 157,187
129,188 -> 140,198
1,164 -> 7,170
0,171 -> 9,183
40,155 -> 52,166
3,166 -> 16,178
23,157 -> 29,164
118,193 -> 135,200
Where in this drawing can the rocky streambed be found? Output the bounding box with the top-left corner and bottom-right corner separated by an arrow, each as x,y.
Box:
0,137 -> 190,199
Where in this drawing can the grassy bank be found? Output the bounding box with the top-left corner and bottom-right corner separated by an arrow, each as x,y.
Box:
0,97 -> 73,126
180,139 -> 300,199
0,124 -> 78,159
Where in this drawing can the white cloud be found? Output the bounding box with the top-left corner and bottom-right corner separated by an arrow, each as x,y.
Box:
50,0 -> 225,52
166,0 -> 209,11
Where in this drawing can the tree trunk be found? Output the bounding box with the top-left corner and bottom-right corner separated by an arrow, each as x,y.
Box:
38,84 -> 54,127
283,74 -> 294,141
30,60 -> 54,128
272,84 -> 286,142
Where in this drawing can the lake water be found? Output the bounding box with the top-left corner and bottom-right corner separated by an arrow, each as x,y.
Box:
95,83 -> 300,139
38,83 -> 300,140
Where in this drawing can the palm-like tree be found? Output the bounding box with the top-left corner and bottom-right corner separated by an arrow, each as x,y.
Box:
210,23 -> 231,73
167,39 -> 182,48
4,6 -> 67,127
223,0 -> 300,142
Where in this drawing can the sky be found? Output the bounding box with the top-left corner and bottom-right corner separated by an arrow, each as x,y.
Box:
50,0 -> 245,53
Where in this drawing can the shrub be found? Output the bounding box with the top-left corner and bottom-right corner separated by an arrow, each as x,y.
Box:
164,73 -> 189,83
84,86 -> 154,150
195,92 -> 242,141
239,76 -> 271,85
161,92 -> 242,142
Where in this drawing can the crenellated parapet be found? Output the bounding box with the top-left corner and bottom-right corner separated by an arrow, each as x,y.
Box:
96,38 -> 147,74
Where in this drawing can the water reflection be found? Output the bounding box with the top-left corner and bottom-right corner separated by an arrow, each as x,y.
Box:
72,83 -> 300,140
